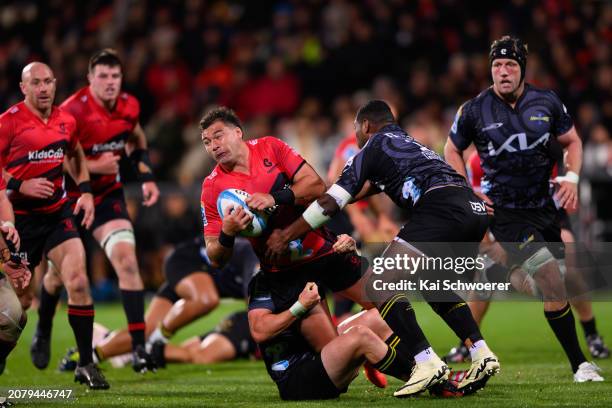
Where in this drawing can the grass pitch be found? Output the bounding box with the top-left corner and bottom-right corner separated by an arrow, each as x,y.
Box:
2,299 -> 611,407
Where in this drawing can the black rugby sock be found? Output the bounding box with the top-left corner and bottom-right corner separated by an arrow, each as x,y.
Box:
120,289 -> 146,349
379,294 -> 430,357
431,301 -> 483,344
373,334 -> 414,381
580,317 -> 597,337
36,284 -> 61,338
545,303 -> 586,372
67,304 -> 94,366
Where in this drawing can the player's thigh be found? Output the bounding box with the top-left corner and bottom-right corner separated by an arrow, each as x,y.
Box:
320,333 -> 363,389
175,272 -> 220,306
195,333 -> 237,363
46,237 -> 86,275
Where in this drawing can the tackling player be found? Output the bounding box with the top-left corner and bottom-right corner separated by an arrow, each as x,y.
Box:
0,62 -> 108,389
32,49 -> 159,373
266,100 -> 500,395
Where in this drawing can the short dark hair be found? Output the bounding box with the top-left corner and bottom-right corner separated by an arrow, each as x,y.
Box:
356,100 -> 395,125
199,106 -> 244,132
89,49 -> 122,73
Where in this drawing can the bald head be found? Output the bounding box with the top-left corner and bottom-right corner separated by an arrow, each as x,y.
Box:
21,62 -> 53,82
20,62 -> 56,117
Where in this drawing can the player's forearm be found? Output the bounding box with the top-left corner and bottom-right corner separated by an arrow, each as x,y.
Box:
68,145 -> 91,184
443,139 -> 468,179
564,138 -> 582,176
0,190 -> 15,223
250,310 -> 297,343
204,237 -> 233,269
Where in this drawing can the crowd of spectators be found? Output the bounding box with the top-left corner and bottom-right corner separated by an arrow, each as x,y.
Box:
1,0 -> 610,292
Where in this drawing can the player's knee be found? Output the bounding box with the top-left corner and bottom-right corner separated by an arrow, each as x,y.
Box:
0,298 -> 25,342
345,325 -> 378,349
18,292 -> 33,310
523,247 -> 556,277
64,271 -> 89,298
193,294 -> 220,315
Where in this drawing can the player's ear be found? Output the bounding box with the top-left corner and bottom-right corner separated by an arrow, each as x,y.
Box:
19,81 -> 26,95
235,126 -> 243,139
362,119 -> 370,134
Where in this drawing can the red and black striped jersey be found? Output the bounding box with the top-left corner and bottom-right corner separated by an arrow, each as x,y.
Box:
61,87 -> 140,203
0,102 -> 77,215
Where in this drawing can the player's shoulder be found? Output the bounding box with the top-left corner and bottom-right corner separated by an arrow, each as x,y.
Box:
202,166 -> 223,198
56,106 -> 78,125
525,83 -> 563,104
118,92 -> 140,113
250,135 -> 282,148
0,103 -> 20,124
62,87 -> 89,106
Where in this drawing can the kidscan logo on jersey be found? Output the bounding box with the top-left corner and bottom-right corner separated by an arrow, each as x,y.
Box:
28,147 -> 64,161
487,132 -> 550,156
92,140 -> 125,153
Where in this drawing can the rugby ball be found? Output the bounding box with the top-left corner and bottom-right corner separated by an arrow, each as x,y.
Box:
217,189 -> 267,237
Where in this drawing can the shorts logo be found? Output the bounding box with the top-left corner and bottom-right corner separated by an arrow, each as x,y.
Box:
271,360 -> 289,372
469,201 -> 486,213
63,218 -> 76,232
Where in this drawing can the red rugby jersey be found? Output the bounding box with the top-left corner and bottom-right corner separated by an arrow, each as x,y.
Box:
61,87 -> 140,202
328,133 -> 368,210
201,136 -> 336,272
0,102 -> 77,215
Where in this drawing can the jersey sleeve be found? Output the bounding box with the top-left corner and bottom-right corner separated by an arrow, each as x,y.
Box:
247,273 -> 275,312
0,113 -> 14,165
201,178 -> 222,237
449,102 -> 475,151
0,172 -> 5,190
66,114 -> 79,150
267,137 -> 306,180
548,91 -> 573,137
334,140 -> 375,198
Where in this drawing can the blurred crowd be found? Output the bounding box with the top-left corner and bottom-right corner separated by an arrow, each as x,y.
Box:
1,0 -> 610,294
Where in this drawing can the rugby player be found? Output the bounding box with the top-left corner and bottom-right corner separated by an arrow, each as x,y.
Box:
444,35 -> 603,382
0,62 -> 108,388
266,100 -> 500,395
200,107 -> 443,396
32,49 -> 159,373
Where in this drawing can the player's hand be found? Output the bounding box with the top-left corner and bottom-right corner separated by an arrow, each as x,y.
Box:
298,282 -> 320,310
245,193 -> 275,211
222,206 -> 253,236
475,191 -> 494,215
142,181 -> 160,207
90,152 -> 120,175
265,228 -> 290,261
1,221 -> 20,251
19,178 -> 55,198
3,256 -> 30,290
333,234 -> 357,253
553,179 -> 578,211
74,192 -> 95,229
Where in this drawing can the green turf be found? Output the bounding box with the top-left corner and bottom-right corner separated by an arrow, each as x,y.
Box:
2,300 -> 611,407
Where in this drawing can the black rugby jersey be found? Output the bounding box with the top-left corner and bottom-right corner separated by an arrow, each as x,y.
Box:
449,84 -> 573,209
247,272 -> 314,384
336,124 -> 468,213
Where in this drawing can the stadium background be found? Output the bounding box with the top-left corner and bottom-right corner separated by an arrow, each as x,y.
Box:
1,1 -> 611,406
